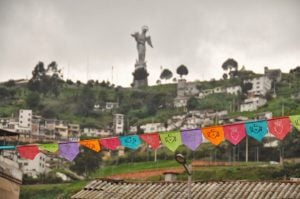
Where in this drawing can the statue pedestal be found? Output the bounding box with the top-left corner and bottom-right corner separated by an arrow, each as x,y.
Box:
132,62 -> 149,88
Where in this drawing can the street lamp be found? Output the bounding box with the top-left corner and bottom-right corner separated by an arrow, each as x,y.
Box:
175,154 -> 192,199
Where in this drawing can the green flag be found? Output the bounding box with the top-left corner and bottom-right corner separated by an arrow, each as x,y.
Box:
39,143 -> 58,153
159,131 -> 181,152
289,115 -> 300,131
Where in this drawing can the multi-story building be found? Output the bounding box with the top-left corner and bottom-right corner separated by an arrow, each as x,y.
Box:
244,76 -> 272,96
68,124 -> 81,138
0,117 -> 10,129
113,114 -> 124,135
54,121 -> 68,139
176,79 -> 199,97
18,109 -> 32,132
174,79 -> 199,108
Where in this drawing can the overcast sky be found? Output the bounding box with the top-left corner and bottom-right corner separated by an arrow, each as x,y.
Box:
0,0 -> 299,87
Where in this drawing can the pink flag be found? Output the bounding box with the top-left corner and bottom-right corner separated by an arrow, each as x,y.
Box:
100,137 -> 120,150
267,117 -> 291,140
139,133 -> 160,149
17,145 -> 39,160
223,123 -> 246,145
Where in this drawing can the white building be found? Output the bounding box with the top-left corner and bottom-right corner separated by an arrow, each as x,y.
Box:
83,128 -> 111,137
18,152 -> 50,178
174,79 -> 199,108
140,123 -> 166,133
244,76 -> 272,96
106,102 -> 119,110
226,86 -> 242,95
18,109 -> 32,132
174,96 -> 188,108
113,114 -> 124,135
213,87 -> 226,94
177,79 -> 199,97
198,86 -> 241,99
240,97 -> 267,112
198,89 -> 214,99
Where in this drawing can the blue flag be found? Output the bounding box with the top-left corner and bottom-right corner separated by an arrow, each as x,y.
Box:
119,135 -> 141,150
0,145 -> 16,150
245,120 -> 267,141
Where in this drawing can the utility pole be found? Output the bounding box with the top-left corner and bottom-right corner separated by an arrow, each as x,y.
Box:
245,136 -> 248,163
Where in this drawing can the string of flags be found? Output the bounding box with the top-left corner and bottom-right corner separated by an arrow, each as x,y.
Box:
0,115 -> 300,161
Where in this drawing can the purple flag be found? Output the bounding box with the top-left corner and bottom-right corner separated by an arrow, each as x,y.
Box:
181,129 -> 202,151
59,142 -> 79,161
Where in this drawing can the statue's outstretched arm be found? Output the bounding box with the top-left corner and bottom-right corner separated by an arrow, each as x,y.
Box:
131,32 -> 138,38
146,36 -> 153,48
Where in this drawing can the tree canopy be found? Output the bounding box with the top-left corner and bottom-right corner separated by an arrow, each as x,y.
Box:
176,65 -> 188,78
160,69 -> 173,80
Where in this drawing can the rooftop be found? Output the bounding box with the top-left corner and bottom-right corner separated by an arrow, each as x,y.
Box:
72,179 -> 300,199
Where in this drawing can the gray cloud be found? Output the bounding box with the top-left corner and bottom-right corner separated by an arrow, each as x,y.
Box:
0,0 -> 299,86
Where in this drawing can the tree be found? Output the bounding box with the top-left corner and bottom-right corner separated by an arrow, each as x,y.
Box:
26,92 -> 40,109
176,65 -> 188,78
28,61 -> 63,96
28,62 -> 46,92
223,73 -> 228,80
241,82 -> 253,94
4,80 -> 16,87
187,96 -> 198,110
222,58 -> 238,78
76,85 -> 95,116
160,69 -> 173,81
70,147 -> 102,176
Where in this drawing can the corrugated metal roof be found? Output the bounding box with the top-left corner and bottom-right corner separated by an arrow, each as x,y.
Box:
72,179 -> 300,199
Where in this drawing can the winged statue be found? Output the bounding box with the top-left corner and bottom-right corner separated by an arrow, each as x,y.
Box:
131,26 -> 153,64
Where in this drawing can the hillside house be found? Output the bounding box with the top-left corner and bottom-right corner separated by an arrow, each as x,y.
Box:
240,97 -> 267,112
18,152 -> 50,178
174,79 -> 199,108
198,86 -> 241,99
140,123 -> 166,133
244,76 -> 272,96
264,67 -> 282,82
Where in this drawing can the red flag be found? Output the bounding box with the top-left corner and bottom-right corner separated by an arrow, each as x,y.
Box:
100,137 -> 120,150
267,117 -> 291,140
17,145 -> 39,160
139,133 -> 160,149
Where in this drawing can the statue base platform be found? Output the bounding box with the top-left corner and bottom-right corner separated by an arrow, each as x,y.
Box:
132,62 -> 149,88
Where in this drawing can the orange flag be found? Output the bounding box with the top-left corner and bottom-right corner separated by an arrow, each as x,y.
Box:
80,139 -> 101,152
201,126 -> 224,145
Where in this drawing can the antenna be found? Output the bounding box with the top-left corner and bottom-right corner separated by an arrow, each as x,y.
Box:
111,66 -> 114,84
86,57 -> 89,83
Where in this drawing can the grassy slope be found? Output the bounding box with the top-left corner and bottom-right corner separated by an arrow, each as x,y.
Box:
20,180 -> 87,199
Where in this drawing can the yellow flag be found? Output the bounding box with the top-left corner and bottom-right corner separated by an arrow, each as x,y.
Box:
201,126 -> 224,145
80,139 -> 101,152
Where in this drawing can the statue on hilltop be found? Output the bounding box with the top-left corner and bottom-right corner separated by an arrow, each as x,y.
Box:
131,26 -> 153,88
131,26 -> 153,65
